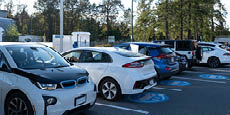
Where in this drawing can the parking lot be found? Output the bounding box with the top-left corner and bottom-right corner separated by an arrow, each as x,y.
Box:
86,64 -> 230,115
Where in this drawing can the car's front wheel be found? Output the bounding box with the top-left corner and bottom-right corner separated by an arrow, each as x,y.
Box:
5,92 -> 34,115
99,78 -> 121,101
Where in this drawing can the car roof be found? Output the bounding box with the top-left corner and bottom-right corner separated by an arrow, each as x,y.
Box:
0,42 -> 47,47
67,47 -> 119,52
198,42 -> 220,45
119,42 -> 169,48
154,40 -> 197,42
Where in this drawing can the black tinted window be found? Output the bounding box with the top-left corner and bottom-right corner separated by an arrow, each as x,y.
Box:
63,51 -> 81,62
165,41 -> 174,48
157,47 -> 173,54
79,51 -> 112,63
176,41 -> 193,51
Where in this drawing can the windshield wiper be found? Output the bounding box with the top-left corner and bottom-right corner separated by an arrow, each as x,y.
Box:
55,65 -> 69,68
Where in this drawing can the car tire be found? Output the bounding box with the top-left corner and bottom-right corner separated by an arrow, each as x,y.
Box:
208,57 -> 220,68
5,92 -> 34,115
164,76 -> 172,80
99,78 -> 121,101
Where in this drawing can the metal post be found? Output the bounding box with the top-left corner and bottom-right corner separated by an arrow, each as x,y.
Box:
30,16 -> 33,35
131,0 -> 134,42
60,0 -> 64,52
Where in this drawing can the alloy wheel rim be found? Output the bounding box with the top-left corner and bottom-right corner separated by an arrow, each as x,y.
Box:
7,97 -> 29,115
211,59 -> 219,67
102,82 -> 117,100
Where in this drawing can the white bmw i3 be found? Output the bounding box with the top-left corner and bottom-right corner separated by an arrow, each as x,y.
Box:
0,43 -> 96,115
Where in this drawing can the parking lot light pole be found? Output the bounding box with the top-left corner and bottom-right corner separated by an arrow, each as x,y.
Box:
60,0 -> 64,52
131,0 -> 134,42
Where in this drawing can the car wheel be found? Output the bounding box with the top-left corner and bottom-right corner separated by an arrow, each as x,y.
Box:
99,78 -> 121,101
5,92 -> 34,115
164,76 -> 172,80
208,57 -> 220,68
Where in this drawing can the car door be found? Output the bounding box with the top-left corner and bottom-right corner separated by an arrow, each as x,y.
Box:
201,47 -> 211,63
63,50 -> 111,83
0,51 -> 2,108
78,50 -> 111,83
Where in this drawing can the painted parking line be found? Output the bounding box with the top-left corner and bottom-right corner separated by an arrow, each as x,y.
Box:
173,76 -> 227,84
152,87 -> 183,92
95,103 -> 150,114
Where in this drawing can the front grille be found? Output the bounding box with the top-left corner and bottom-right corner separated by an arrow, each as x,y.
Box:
60,77 -> 88,89
60,80 -> 77,89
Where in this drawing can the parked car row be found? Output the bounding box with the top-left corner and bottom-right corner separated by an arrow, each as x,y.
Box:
154,40 -> 230,68
1,41 -> 229,114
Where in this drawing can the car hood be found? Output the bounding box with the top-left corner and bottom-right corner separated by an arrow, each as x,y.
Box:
13,66 -> 88,84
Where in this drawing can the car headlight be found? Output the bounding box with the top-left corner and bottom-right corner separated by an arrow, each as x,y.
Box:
37,82 -> 57,90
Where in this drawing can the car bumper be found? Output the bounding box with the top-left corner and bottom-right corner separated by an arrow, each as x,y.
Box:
125,76 -> 158,94
220,56 -> 230,64
120,69 -> 157,95
30,82 -> 97,115
157,63 -> 179,78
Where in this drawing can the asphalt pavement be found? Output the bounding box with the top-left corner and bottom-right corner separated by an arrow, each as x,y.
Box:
85,64 -> 230,115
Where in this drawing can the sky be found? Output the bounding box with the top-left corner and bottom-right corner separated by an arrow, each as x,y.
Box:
0,0 -> 230,26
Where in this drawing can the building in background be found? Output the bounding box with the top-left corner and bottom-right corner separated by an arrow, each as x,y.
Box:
0,10 -> 16,35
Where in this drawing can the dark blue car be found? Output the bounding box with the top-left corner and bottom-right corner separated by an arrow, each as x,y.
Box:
115,42 -> 179,80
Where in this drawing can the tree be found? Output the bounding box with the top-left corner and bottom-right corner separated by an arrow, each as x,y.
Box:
4,0 -> 14,18
96,0 -> 124,37
0,0 -> 4,8
34,0 -> 59,41
134,0 -> 156,41
14,5 -> 30,35
5,25 -> 19,36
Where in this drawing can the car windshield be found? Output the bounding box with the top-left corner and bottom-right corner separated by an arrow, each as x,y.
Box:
6,46 -> 70,69
149,47 -> 173,54
158,47 -> 173,54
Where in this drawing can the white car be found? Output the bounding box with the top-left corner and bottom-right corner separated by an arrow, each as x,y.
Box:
0,43 -> 96,115
62,47 -> 157,101
197,43 -> 230,67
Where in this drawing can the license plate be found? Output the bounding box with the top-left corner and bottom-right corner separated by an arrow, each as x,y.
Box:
171,57 -> 174,62
75,95 -> 86,106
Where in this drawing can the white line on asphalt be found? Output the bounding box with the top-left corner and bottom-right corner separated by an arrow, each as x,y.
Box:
95,103 -> 150,114
173,76 -> 227,84
152,87 -> 183,92
170,89 -> 183,91
152,87 -> 165,90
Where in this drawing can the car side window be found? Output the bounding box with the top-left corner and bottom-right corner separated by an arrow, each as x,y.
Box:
176,41 -> 192,51
208,47 -> 214,51
0,51 -> 11,72
165,41 -> 174,48
63,51 -> 81,62
118,45 -> 129,50
202,47 -> 209,52
79,51 -> 112,63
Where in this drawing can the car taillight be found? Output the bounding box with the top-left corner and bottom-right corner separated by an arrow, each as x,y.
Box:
223,53 -> 230,56
156,54 -> 170,59
165,67 -> 171,71
122,61 -> 144,68
192,51 -> 195,56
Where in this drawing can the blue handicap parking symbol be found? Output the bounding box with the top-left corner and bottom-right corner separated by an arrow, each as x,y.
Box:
126,91 -> 169,104
160,80 -> 191,86
199,74 -> 227,80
